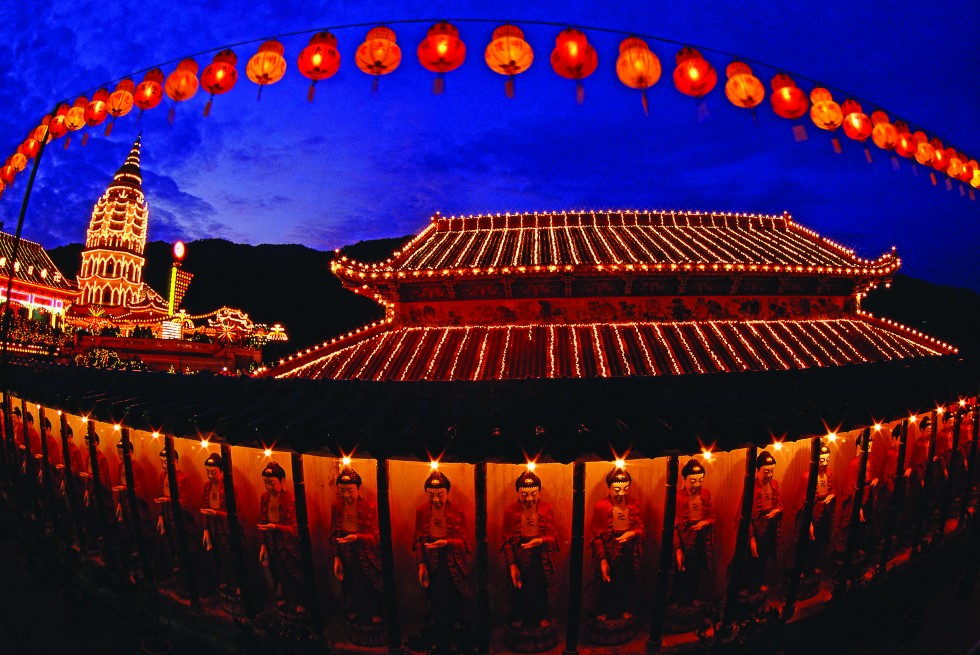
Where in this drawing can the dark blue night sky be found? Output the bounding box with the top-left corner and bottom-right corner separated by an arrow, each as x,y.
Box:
1,1 -> 977,290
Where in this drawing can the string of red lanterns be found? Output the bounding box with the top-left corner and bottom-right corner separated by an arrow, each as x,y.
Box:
2,21 -> 978,202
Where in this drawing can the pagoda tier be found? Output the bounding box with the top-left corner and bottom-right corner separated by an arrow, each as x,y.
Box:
331,210 -> 899,325
273,207 -> 952,381
276,314 -> 954,382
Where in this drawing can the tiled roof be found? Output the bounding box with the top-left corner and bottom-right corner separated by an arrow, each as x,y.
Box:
341,211 -> 898,275
0,232 -> 75,291
276,314 -> 953,382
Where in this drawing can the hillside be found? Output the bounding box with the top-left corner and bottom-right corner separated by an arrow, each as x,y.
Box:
48,240 -> 980,358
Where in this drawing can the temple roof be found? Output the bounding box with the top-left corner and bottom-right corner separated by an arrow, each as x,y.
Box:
274,313 -> 955,382
334,211 -> 899,281
0,232 -> 75,292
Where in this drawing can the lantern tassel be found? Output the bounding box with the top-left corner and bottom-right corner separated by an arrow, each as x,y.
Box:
930,172 -> 937,186
372,76 -> 380,94
793,124 -> 808,142
168,105 -> 176,125
831,138 -> 842,154
696,100 -> 709,122
204,97 -> 213,117
257,85 -> 263,102
105,120 -> 114,137
576,81 -> 584,105
433,74 -> 445,95
82,133 -> 89,147
641,90 -> 649,116
505,77 -> 515,99
864,147 -> 873,164
64,136 -> 71,150
307,83 -> 316,103
891,156 -> 900,171
137,110 -> 144,125
750,110 -> 758,127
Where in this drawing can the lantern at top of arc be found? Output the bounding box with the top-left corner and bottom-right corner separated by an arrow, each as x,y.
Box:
165,59 -> 200,102
246,40 -> 287,96
724,61 -> 764,109
485,24 -> 533,98
201,50 -> 239,96
673,47 -> 716,98
615,37 -> 661,115
47,104 -> 70,140
418,22 -> 466,94
85,89 -> 110,126
769,74 -> 808,119
298,32 -> 341,102
108,79 -> 136,118
808,88 -> 842,131
551,29 -> 598,104
134,68 -> 165,112
355,26 -> 402,84
65,96 -> 88,132
841,99 -> 871,141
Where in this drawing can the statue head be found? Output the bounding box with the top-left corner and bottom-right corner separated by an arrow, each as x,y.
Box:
857,431 -> 873,455
515,470 -> 542,510
25,412 -> 34,425
12,406 -> 21,418
42,416 -> 52,432
262,461 -> 286,495
204,453 -> 223,483
605,466 -> 631,504
681,459 -> 705,495
424,469 -> 451,510
159,447 -> 177,472
819,442 -> 831,469
756,450 -> 777,484
337,466 -> 362,505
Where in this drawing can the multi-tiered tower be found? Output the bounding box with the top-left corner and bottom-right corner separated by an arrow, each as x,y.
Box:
76,136 -> 164,313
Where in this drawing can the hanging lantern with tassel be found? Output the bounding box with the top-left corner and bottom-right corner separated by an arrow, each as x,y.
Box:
106,79 -> 135,136
550,29 -> 598,104
1,160 -> 17,185
32,116 -> 51,145
246,40 -> 287,100
355,26 -> 402,93
842,99 -> 872,161
63,96 -> 88,149
809,88 -> 843,152
18,137 -> 39,161
912,131 -> 934,166
47,104 -> 70,142
134,68 -> 165,119
297,32 -> 341,103
930,140 -> 949,172
200,50 -> 239,116
724,61 -> 764,122
485,24 -> 534,99
615,37 -> 661,115
893,121 -> 916,158
8,151 -> 27,173
418,22 -> 466,95
871,111 -> 897,149
673,47 -> 716,119
769,74 -> 808,119
83,89 -> 109,145
164,59 -> 200,124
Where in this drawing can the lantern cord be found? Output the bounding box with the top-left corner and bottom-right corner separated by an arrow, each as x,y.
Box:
168,105 -> 176,125
505,77 -> 515,100
433,74 -> 445,96
371,76 -> 380,95
104,119 -> 114,137
82,133 -> 89,147
63,137 -> 71,150
203,97 -> 213,118
575,81 -> 584,106
15,17 -> 979,166
641,90 -> 649,117
307,83 -> 316,104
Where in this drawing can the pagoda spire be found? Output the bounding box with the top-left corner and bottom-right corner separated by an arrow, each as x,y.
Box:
112,135 -> 143,192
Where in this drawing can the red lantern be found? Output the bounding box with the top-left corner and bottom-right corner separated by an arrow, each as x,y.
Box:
959,158 -> 977,184
947,153 -> 964,178
246,40 -> 287,100
930,140 -> 949,172
201,50 -> 239,116
418,22 -> 466,94
164,59 -> 199,124
616,37 -> 661,115
809,88 -> 842,130
63,96 -> 88,149
724,61 -> 764,111
355,26 -> 402,93
0,179 -> 5,198
134,68 -> 165,116
85,88 -> 110,134
673,47 -> 716,98
551,29 -> 598,104
871,111 -> 897,150
8,152 -> 27,172
769,74 -> 808,119
893,121 -> 916,158
912,131 -> 934,165
0,164 -> 15,185
841,99 -> 871,141
297,32 -> 341,102
485,25 -> 534,99
106,79 -> 135,136
47,104 -> 70,140
32,116 -> 51,144
19,137 -> 39,160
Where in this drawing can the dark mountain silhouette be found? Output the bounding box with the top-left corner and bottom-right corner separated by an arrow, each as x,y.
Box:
48,240 -> 979,358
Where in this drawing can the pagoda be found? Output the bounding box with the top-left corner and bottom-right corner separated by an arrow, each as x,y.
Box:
274,209 -> 956,380
73,136 -> 169,321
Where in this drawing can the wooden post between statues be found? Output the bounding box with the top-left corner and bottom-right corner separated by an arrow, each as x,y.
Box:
474,461 -> 490,654
163,434 -> 198,607
646,453 -> 678,654
120,428 -> 153,586
960,405 -> 980,527
85,419 -> 116,570
290,452 -> 323,632
837,428 -> 871,588
563,461 -> 586,654
784,436 -> 820,620
59,411 -> 86,551
220,443 -> 255,618
376,457 -> 403,653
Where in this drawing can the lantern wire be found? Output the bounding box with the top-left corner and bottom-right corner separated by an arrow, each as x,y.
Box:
31,18 -> 971,155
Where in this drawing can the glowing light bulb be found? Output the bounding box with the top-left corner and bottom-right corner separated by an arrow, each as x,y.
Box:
113,424 -> 121,431
701,449 -> 713,461
827,433 -> 838,443
201,439 -> 210,448
526,461 -> 537,472
615,458 -> 626,470
342,456 -> 351,466
264,449 -> 273,457
909,416 -> 917,423
772,441 -> 783,451
57,411 -> 62,416
81,417 -> 88,423
960,400 -> 967,407
430,460 -> 439,471
152,431 -> 160,438
874,423 -> 882,432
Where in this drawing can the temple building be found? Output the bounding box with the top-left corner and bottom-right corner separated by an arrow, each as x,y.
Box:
274,209 -> 955,381
70,136 -> 170,327
0,231 -> 77,325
